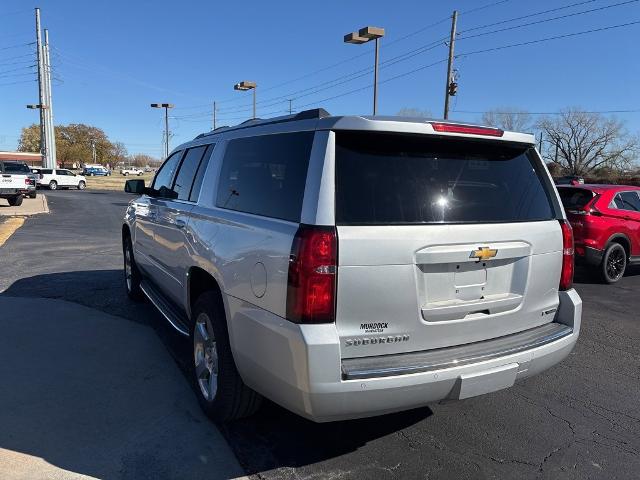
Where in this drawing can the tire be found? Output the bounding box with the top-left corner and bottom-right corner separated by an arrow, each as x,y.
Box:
123,234 -> 144,301
78,181 -> 86,190
600,242 -> 627,284
191,291 -> 262,422
29,191 -> 37,199
138,172 -> 143,176
123,172 -> 129,176
7,195 -> 23,207
49,180 -> 57,190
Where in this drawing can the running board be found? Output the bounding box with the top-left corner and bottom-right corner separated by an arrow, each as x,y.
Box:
140,280 -> 190,337
341,322 -> 573,380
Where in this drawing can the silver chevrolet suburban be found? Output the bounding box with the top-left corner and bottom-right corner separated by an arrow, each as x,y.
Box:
122,109 -> 582,423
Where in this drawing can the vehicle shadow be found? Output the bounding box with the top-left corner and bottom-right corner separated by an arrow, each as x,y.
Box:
1,269 -> 431,478
573,264 -> 640,285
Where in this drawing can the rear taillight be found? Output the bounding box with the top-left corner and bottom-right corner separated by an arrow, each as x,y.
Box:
559,220 -> 574,291
25,178 -> 34,186
286,225 -> 337,324
429,122 -> 504,137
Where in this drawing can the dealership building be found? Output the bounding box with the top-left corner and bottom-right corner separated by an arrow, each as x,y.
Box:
0,151 -> 43,167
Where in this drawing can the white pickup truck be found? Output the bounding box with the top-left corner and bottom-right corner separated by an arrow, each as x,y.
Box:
0,160 -> 34,206
120,166 -> 144,176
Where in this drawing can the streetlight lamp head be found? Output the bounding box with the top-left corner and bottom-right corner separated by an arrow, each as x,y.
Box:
343,32 -> 368,44
358,26 -> 385,40
26,104 -> 39,109
150,103 -> 174,108
234,81 -> 256,91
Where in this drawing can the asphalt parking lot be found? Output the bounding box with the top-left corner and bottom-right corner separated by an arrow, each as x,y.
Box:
1,190 -> 639,480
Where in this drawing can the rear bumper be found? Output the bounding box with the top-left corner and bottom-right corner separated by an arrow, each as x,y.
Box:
577,246 -> 603,266
0,188 -> 27,196
229,289 -> 581,422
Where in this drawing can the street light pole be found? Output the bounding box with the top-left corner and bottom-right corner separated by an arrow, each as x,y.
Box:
234,81 -> 257,119
443,11 -> 458,120
344,26 -> 385,115
151,103 -> 174,158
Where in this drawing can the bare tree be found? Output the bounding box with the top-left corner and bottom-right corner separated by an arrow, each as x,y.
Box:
538,109 -> 639,175
481,108 -> 532,132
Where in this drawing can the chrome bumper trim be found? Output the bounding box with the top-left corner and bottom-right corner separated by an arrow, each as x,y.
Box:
341,322 -> 573,380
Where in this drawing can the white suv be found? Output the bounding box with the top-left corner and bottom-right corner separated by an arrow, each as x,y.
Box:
122,110 -> 582,423
37,168 -> 86,190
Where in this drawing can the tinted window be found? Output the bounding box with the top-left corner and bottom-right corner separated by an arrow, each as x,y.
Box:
614,192 -> 640,212
559,188 -> 595,210
335,131 -> 557,225
42,169 -> 53,175
152,151 -> 183,196
216,132 -> 314,222
3,162 -> 30,173
172,145 -> 208,201
190,144 -> 214,202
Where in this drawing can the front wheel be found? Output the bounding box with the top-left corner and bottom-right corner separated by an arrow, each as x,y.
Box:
49,180 -> 57,190
78,181 -> 86,190
600,242 -> 627,284
191,292 -> 262,422
123,235 -> 144,301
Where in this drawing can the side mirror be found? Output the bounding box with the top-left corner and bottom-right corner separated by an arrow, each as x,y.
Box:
125,179 -> 146,194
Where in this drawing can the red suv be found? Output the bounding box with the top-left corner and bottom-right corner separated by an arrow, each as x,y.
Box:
558,185 -> 640,283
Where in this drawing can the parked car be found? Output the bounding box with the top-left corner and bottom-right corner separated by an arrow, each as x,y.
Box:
558,184 -> 640,283
37,168 -> 87,190
556,175 -> 585,185
120,166 -> 144,176
0,160 -> 34,205
122,109 -> 581,423
3,161 -> 36,198
83,166 -> 111,176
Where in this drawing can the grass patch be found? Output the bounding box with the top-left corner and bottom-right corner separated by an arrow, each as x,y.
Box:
86,173 -> 155,191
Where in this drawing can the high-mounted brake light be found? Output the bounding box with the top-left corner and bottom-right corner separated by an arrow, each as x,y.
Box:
430,122 -> 504,137
286,225 -> 337,324
559,220 -> 574,291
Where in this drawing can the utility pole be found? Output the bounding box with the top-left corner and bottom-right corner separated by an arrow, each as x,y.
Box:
443,10 -> 458,120
91,140 -> 96,163
213,101 -> 217,130
288,99 -> 293,115
150,103 -> 174,159
539,132 -> 543,152
43,29 -> 56,168
35,8 -> 47,167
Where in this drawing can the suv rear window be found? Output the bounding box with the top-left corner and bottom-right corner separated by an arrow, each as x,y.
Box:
558,187 -> 596,210
3,162 -> 30,174
335,131 -> 558,225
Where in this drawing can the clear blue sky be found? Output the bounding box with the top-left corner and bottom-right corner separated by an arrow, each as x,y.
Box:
0,0 -> 638,159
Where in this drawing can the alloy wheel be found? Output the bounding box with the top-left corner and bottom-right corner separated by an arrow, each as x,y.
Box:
606,247 -> 625,282
194,313 -> 218,402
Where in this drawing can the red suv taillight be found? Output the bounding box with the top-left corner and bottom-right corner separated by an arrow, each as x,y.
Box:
286,225 -> 337,323
25,178 -> 34,186
559,220 -> 574,291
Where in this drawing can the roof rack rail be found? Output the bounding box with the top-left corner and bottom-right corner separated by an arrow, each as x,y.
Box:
194,108 -> 331,140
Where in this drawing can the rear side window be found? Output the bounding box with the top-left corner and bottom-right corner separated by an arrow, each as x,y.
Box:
216,132 -> 314,222
172,145 -> 209,201
335,131 -> 558,225
559,188 -> 596,210
42,169 -> 53,175
189,144 -> 214,202
613,192 -> 640,211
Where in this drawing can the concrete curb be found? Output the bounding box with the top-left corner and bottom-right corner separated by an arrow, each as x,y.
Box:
0,194 -> 49,216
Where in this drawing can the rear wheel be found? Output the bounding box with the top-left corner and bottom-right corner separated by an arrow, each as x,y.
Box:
7,195 -> 23,206
78,181 -> 86,190
600,242 -> 626,284
191,291 -> 261,422
49,180 -> 57,190
29,191 -> 37,199
123,234 -> 144,301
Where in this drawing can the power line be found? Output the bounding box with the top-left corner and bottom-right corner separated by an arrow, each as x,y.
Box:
457,20 -> 640,58
459,0 -> 598,34
0,42 -> 35,52
458,0 -> 639,41
0,79 -> 36,87
454,109 -> 640,115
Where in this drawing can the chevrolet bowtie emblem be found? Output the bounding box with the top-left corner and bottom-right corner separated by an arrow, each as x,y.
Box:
470,247 -> 498,261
